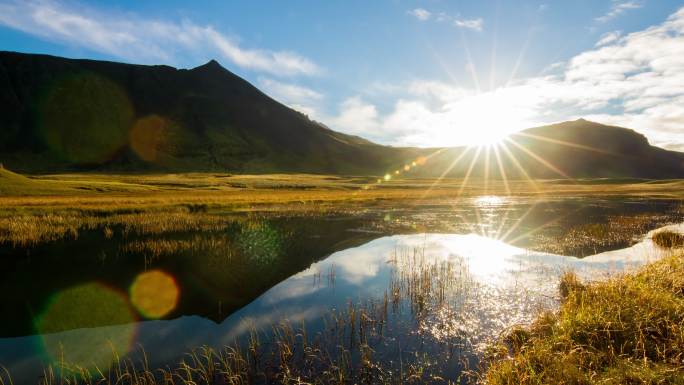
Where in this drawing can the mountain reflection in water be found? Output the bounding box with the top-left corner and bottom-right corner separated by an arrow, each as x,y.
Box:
1,225 -> 679,382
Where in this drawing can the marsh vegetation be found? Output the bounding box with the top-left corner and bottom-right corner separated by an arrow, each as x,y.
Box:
484,253 -> 684,384
1,174 -> 683,384
652,230 -> 684,249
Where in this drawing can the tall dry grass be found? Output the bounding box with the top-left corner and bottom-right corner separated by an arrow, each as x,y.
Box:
483,253 -> 684,384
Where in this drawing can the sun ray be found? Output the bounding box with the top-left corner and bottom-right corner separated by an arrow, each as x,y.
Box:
513,132 -> 616,155
428,44 -> 465,87
453,206 -> 479,235
498,140 -> 539,192
473,204 -> 485,237
493,202 -> 512,240
505,137 -> 571,179
483,145 -> 491,195
506,204 -> 585,246
458,145 -> 483,196
498,198 -> 541,242
440,146 -> 482,234
506,8 -> 544,87
489,5 -> 500,91
420,146 -> 473,199
506,27 -> 533,87
458,28 -> 481,93
492,143 -> 511,195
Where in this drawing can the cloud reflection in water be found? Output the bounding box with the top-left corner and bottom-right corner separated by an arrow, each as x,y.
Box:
0,227 -> 679,380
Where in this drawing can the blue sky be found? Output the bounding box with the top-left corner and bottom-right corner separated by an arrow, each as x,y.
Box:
1,0 -> 683,149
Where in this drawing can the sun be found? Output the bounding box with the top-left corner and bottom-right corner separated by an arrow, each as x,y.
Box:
440,90 -> 536,147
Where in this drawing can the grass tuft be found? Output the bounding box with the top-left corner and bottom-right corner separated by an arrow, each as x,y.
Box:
652,230 -> 684,249
483,253 -> 684,384
558,271 -> 584,299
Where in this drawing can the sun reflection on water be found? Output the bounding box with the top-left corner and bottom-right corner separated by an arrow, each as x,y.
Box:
474,195 -> 506,207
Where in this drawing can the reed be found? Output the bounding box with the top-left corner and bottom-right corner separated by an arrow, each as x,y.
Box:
652,230 -> 684,248
16,245 -> 490,384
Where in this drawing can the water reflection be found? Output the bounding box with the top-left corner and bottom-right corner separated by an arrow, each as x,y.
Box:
1,225 -> 679,381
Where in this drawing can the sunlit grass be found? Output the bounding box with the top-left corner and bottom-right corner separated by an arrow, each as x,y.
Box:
0,210 -> 228,247
483,253 -> 684,384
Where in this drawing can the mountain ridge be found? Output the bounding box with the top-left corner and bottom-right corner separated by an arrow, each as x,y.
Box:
1,51 -> 683,179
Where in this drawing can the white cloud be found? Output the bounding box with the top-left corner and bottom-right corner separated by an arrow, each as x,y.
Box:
0,0 -> 321,76
328,97 -> 381,137
596,30 -> 622,46
407,8 -> 483,31
407,8 -> 431,21
329,7 -> 684,149
258,78 -> 323,117
407,80 -> 470,105
435,12 -> 451,22
596,1 -> 643,23
454,18 -> 484,31
325,87 -> 543,147
258,78 -> 323,103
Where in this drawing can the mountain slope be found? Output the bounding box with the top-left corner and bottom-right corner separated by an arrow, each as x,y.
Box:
0,51 -> 683,179
0,51 -> 424,174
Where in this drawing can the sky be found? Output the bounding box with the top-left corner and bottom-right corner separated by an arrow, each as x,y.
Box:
1,0 -> 683,149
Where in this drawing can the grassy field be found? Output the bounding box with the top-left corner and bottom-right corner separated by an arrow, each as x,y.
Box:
2,167 -> 683,248
3,168 -> 684,210
2,167 -> 684,383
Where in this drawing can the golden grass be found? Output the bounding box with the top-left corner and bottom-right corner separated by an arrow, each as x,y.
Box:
652,230 -> 684,249
3,172 -> 684,207
483,253 -> 684,384
2,171 -> 684,383
2,172 -> 683,248
0,210 -> 230,247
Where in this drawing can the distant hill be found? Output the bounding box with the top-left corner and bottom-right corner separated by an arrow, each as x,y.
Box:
1,51 -> 683,179
510,120 -> 684,179
427,119 -> 684,179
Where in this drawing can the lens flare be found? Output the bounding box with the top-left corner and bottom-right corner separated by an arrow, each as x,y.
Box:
39,74 -> 133,163
130,270 -> 179,318
129,115 -> 167,162
36,282 -> 137,369
237,221 -> 283,265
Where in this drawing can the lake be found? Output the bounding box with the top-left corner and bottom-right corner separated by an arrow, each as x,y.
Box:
1,196 -> 682,383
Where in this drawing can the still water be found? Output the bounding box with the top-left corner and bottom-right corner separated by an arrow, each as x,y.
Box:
0,197 -> 682,382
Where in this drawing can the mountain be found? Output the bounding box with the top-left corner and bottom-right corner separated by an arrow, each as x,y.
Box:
0,51 -> 425,174
509,119 -> 684,179
1,51 -> 683,179
424,119 -> 684,180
